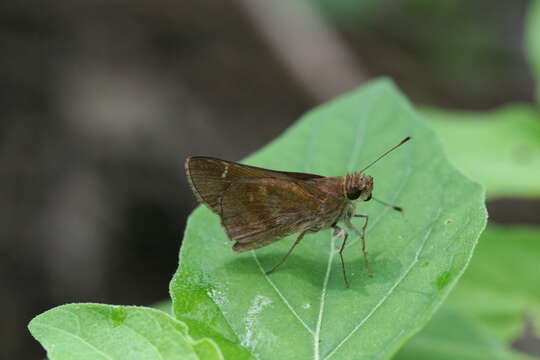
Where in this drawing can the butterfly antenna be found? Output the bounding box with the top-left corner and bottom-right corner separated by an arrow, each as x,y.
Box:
359,136 -> 411,173
372,196 -> 403,213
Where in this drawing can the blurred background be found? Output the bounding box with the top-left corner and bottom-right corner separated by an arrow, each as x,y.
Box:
1,0 -> 539,358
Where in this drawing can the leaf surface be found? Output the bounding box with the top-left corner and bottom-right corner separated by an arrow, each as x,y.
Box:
171,79 -> 487,360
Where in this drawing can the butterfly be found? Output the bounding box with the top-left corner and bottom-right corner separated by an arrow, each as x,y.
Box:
185,137 -> 409,287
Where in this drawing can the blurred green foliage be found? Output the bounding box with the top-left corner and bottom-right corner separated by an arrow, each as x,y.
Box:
424,105 -> 540,199
396,307 -> 534,360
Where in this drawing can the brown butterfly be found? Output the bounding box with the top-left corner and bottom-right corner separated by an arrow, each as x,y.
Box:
185,137 -> 410,287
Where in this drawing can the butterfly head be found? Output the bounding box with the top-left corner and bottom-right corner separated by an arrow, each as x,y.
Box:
345,173 -> 373,202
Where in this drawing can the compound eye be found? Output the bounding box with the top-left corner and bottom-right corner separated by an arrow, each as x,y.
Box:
347,189 -> 362,200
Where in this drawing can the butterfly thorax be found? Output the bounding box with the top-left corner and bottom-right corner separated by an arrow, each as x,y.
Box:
298,173 -> 373,231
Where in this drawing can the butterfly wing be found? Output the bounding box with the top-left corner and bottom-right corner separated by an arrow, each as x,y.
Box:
185,156 -> 323,214
219,178 -> 324,251
185,157 -> 338,251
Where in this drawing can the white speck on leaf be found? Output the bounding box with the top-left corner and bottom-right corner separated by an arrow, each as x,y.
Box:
241,294 -> 272,351
208,288 -> 228,307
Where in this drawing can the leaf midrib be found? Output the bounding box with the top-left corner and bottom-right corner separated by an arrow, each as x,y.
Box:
314,108 -> 368,360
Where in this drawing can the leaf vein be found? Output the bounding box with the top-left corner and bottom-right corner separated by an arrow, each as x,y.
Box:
314,115 -> 367,360
313,235 -> 336,360
252,251 -> 315,336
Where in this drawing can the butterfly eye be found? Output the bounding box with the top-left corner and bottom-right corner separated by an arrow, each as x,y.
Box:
347,189 -> 362,200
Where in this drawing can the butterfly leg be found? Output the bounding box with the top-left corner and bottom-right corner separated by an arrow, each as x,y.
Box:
344,213 -> 372,277
333,225 -> 350,288
265,228 -> 311,275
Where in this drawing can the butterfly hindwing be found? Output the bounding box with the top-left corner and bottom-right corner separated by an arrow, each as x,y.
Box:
219,178 -> 323,251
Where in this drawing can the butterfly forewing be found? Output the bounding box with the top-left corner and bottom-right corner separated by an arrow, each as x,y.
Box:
185,157 -> 231,213
185,156 -> 323,213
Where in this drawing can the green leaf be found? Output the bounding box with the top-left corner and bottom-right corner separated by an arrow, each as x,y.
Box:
395,307 -> 535,360
171,79 -> 486,360
28,304 -> 223,360
446,225 -> 540,343
423,105 -> 540,199
526,0 -> 540,103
